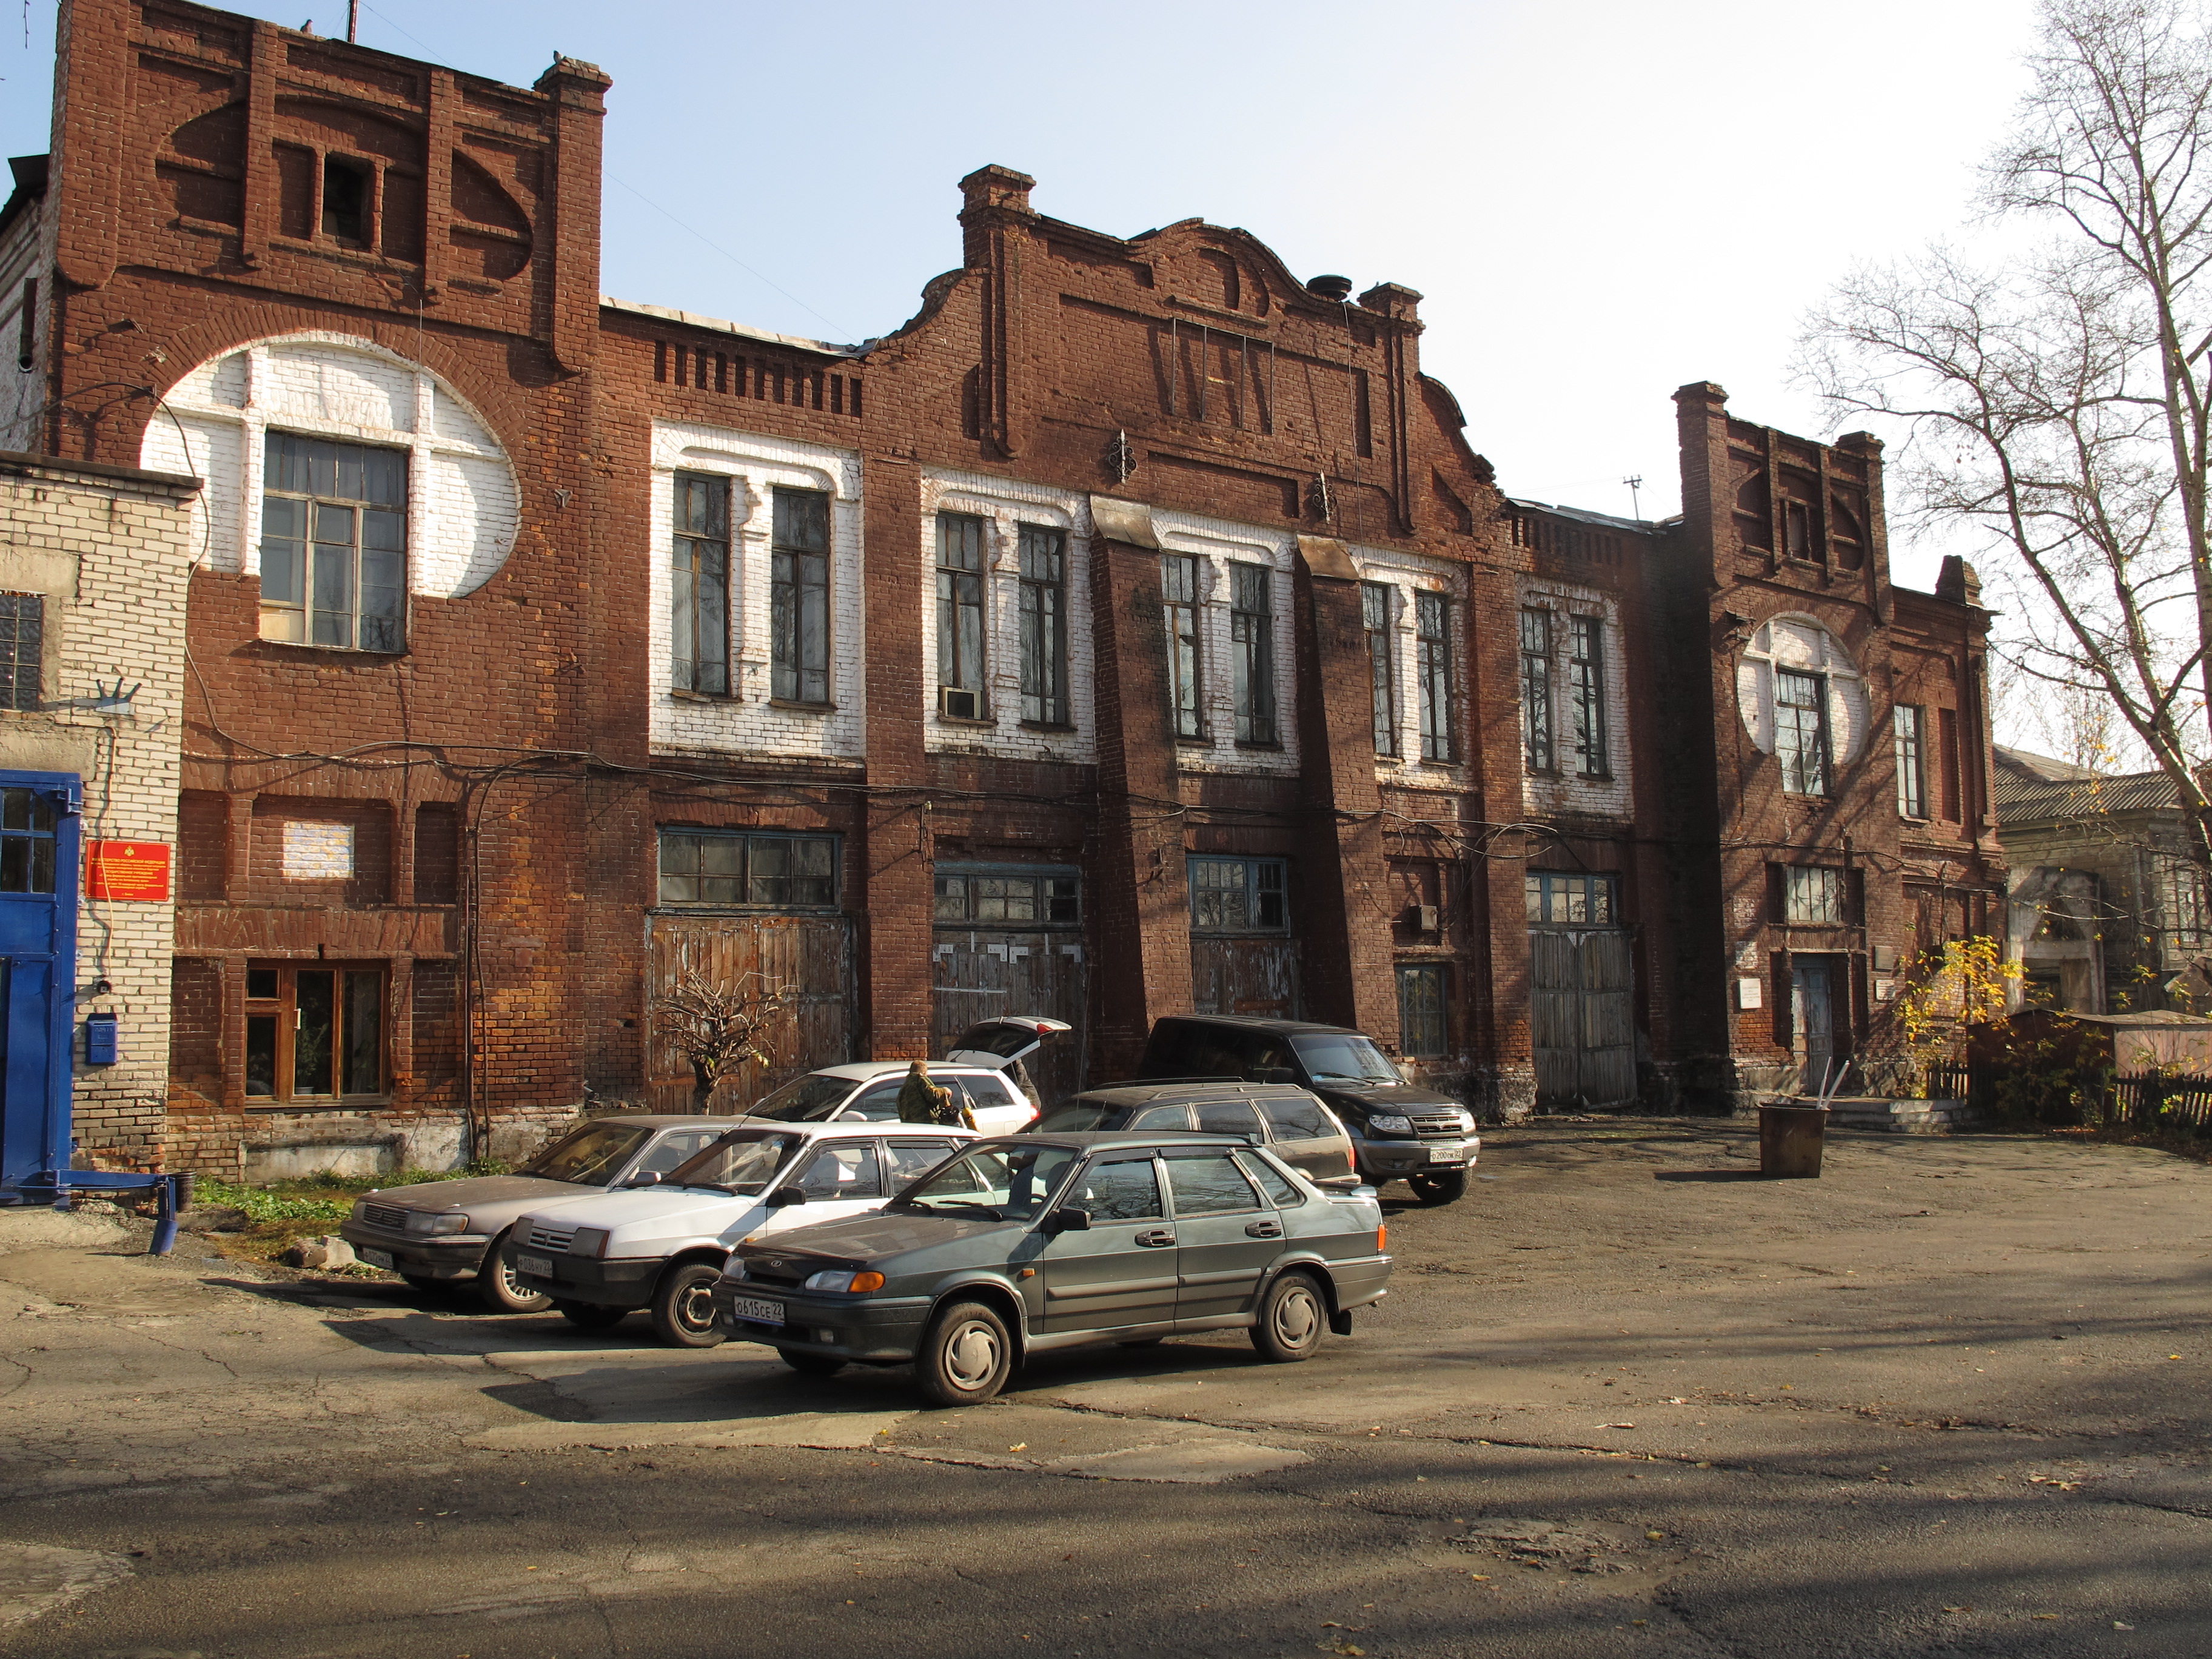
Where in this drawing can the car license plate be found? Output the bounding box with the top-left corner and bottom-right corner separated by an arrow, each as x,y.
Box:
358,1247 -> 394,1270
729,1296 -> 785,1327
1426,1147 -> 1463,1164
515,1253 -> 555,1277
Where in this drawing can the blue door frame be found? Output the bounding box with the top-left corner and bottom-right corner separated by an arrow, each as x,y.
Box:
0,769 -> 81,1203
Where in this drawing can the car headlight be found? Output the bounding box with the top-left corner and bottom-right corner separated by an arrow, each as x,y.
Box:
1456,1111 -> 1476,1133
802,1269 -> 885,1293
569,1227 -> 610,1259
404,1211 -> 471,1236
1367,1113 -> 1413,1135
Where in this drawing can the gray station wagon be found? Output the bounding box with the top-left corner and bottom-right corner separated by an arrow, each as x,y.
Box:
712,1131 -> 1392,1406
1029,1082 -> 1356,1186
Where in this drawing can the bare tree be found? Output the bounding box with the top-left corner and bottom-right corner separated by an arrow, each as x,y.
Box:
653,969 -> 794,1114
1800,0 -> 2212,873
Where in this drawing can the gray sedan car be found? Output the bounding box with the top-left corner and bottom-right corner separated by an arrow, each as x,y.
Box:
712,1131 -> 1391,1406
339,1115 -> 731,1312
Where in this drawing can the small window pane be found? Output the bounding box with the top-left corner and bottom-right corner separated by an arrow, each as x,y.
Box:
1071,1156 -> 1164,1222
1164,1151 -> 1261,1215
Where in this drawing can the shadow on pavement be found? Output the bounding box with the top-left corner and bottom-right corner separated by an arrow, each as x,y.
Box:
1653,1169 -> 1769,1182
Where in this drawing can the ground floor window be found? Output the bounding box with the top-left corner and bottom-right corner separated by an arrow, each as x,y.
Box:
1397,963 -> 1449,1057
933,863 -> 1079,927
657,828 -> 839,908
1190,855 -> 1288,933
244,962 -> 384,1101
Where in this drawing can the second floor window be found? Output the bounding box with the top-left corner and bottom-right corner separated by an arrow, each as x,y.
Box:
1569,615 -> 1607,776
1520,608 -> 1553,773
1782,864 -> 1845,925
659,828 -> 837,908
1526,871 -> 1618,925
1894,704 -> 1926,818
261,433 -> 406,651
1162,553 -> 1202,739
1775,669 -> 1829,796
1190,854 -> 1289,933
1363,583 -> 1397,757
936,512 -> 987,718
1230,563 -> 1276,745
671,472 -> 729,695
1019,525 -> 1069,725
934,863 -> 1081,927
771,488 -> 830,704
1417,591 -> 1456,762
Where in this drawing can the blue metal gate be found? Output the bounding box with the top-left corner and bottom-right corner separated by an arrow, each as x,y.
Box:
0,771 -> 79,1202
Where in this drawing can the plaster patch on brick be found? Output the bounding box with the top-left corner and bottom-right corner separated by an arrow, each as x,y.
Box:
1736,612 -> 1871,765
1151,506 -> 1301,776
917,468 -> 1098,765
139,332 -> 519,598
646,419 -> 865,762
1518,574 -> 1632,820
1353,542 -> 1472,787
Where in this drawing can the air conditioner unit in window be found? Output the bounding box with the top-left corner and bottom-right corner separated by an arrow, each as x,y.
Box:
939,686 -> 980,721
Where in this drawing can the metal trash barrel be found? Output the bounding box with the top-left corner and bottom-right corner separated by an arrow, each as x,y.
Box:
1759,1103 -> 1828,1178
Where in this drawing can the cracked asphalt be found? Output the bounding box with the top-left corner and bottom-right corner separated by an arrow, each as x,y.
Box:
2,1119 -> 2207,1657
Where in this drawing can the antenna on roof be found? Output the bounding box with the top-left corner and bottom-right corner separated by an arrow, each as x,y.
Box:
1623,474 -> 1644,520
347,0 -> 358,41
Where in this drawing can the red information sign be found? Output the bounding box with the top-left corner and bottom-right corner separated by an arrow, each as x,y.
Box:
85,840 -> 173,902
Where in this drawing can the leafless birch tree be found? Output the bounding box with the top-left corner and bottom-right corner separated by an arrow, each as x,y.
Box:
1800,0 -> 2212,872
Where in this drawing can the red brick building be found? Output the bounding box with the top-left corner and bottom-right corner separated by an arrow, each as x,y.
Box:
3,0 -> 2004,1176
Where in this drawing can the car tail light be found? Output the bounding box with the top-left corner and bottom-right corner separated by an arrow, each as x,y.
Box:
1376,1224 -> 1387,1252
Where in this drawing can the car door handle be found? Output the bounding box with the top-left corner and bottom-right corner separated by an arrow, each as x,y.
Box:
1134,1229 -> 1176,1247
1244,1220 -> 1283,1239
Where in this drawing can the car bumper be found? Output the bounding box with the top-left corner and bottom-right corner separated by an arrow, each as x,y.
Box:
1326,1252 -> 1393,1311
1354,1136 -> 1480,1177
337,1224 -> 491,1278
507,1250 -> 663,1309
711,1282 -> 934,1363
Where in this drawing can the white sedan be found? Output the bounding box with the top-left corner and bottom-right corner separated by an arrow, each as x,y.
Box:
505,1120 -> 976,1346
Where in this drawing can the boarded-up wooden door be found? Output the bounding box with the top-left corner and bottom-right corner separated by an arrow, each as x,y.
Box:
647,914 -> 853,1113
930,933 -> 1087,1107
1190,939 -> 1301,1021
1529,926 -> 1635,1108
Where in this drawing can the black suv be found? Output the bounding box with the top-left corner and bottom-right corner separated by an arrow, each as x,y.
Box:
1135,1016 -> 1478,1203
1030,1081 -> 1356,1186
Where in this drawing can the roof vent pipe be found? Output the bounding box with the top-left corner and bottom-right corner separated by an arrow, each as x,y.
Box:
1305,274 -> 1353,301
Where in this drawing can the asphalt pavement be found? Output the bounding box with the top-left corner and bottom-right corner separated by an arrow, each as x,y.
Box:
2,1119 -> 2207,1657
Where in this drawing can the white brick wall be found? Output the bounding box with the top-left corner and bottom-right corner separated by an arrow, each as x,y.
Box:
0,458 -> 194,1162
646,420 -> 866,763
1153,507 -> 1301,777
919,469 -> 1098,765
1352,543 -> 1473,788
1517,575 -> 1635,820
137,332 -> 519,599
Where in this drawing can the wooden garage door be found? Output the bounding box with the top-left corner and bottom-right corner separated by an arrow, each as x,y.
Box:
930,933 -> 1087,1108
646,914 -> 853,1112
1530,926 -> 1636,1108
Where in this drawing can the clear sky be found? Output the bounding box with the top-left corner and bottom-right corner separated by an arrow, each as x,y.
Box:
2,0 -> 2039,588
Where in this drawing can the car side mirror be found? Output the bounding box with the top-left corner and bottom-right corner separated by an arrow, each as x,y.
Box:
623,1170 -> 662,1188
1042,1206 -> 1091,1235
765,1187 -> 808,1208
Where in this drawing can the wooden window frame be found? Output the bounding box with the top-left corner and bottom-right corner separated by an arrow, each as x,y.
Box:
1362,581 -> 1398,757
1162,552 -> 1204,739
1229,562 -> 1277,746
769,488 -> 832,706
1520,606 -> 1554,774
243,960 -> 388,1105
1567,613 -> 1607,777
935,511 -> 988,714
656,827 -> 839,911
260,432 -> 407,652
1189,854 -> 1289,935
1017,525 -> 1071,727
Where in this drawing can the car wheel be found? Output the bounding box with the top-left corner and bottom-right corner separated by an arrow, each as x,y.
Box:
1250,1271 -> 1327,1363
554,1299 -> 628,1330
649,1262 -> 727,1349
1407,1170 -> 1467,1205
915,1300 -> 1013,1407
478,1231 -> 554,1313
778,1348 -> 846,1376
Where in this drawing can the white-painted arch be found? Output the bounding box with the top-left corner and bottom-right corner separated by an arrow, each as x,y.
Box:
1735,614 -> 1872,765
138,332 -> 520,599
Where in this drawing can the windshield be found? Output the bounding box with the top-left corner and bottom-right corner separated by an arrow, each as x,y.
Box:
663,1130 -> 804,1195
1034,1103 -> 1108,1132
745,1074 -> 860,1123
891,1141 -> 1079,1222
520,1122 -> 651,1185
1290,1034 -> 1403,1085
